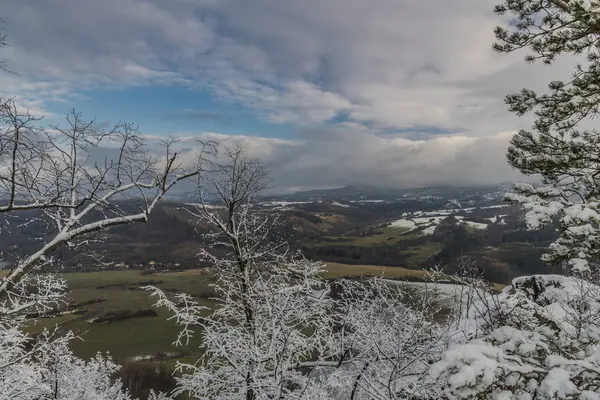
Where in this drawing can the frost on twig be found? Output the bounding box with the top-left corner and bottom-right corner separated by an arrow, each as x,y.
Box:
0,100 -> 205,309
0,98 -> 203,398
149,144 -> 454,399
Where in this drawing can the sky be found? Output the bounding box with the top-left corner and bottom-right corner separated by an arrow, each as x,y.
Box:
0,0 -> 572,192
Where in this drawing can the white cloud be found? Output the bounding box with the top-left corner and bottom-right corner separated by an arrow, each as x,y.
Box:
262,128 -> 523,192
0,0 -> 574,189
147,128 -> 522,192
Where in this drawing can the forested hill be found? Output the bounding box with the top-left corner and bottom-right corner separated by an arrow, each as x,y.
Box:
0,185 -> 559,284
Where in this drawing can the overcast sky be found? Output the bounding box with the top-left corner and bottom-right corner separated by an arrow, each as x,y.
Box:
0,0 -> 569,192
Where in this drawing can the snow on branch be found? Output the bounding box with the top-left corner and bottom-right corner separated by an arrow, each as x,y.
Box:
0,98 -> 204,399
148,144 -> 455,399
0,100 -> 208,307
493,0 -> 600,272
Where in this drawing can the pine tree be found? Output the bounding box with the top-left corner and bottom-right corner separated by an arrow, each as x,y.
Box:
495,0 -> 600,271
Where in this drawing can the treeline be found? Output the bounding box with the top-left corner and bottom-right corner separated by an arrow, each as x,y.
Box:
92,308 -> 158,323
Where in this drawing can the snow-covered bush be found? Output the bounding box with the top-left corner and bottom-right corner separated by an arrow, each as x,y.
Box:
0,327 -> 132,399
325,278 -> 452,399
430,274 -> 600,399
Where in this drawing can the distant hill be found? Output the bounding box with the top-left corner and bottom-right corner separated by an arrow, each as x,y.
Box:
266,184 -> 512,202
1,183 -> 562,284
262,185 -> 384,201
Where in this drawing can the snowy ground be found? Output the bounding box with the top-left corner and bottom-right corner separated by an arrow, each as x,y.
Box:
389,215 -> 487,235
331,201 -> 350,208
388,204 -> 509,235
349,199 -> 385,203
259,200 -> 353,209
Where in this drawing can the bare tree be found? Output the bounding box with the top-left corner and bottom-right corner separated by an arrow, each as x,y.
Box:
148,144 -> 453,399
0,19 -> 200,393
0,101 -> 201,312
150,143 -> 334,399
0,18 -> 9,73
0,98 -> 203,398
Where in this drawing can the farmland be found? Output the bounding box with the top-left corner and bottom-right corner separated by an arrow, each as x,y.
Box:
26,270 -> 215,361
25,263 -> 436,362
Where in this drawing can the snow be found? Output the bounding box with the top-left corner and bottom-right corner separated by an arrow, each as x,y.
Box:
521,199 -> 565,230
349,199 -> 385,203
570,258 -> 589,272
389,280 -> 466,300
388,216 -> 448,235
388,213 -> 489,235
422,225 -> 437,235
487,214 -> 509,224
430,274 -> 600,398
389,219 -> 417,229
539,368 -> 577,398
263,201 -> 313,206
480,204 -> 510,210
185,203 -> 226,209
563,204 -> 600,224
431,342 -> 503,398
331,201 -> 350,208
414,209 -> 454,217
462,220 -> 488,230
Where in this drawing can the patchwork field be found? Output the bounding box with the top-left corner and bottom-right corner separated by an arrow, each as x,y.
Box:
24,263 -> 440,362
26,270 -> 216,361
320,226 -> 419,246
316,224 -> 443,268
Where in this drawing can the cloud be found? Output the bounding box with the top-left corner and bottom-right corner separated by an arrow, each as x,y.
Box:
1,0 -> 573,130
263,128 -> 523,192
0,0 -> 573,189
212,80 -> 352,124
142,128 -> 523,193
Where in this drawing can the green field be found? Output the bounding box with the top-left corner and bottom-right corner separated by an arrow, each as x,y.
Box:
22,263 -> 504,365
25,263 -> 434,362
404,242 -> 442,265
317,225 -> 442,268
26,270 -> 216,361
324,262 -> 433,279
321,226 -> 418,246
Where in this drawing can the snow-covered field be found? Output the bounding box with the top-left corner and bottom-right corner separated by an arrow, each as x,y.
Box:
389,215 -> 487,235
486,214 -> 508,224
349,199 -> 385,203
388,204 -> 510,235
263,201 -> 314,207
259,200 -> 353,209
331,201 -> 350,208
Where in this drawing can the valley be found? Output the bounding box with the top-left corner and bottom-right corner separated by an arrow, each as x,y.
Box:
0,184 -> 558,286
25,263 -> 444,362
1,183 -> 557,397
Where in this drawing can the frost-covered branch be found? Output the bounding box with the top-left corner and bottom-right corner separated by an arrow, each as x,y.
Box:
0,98 -> 202,398
0,102 -> 204,306
149,144 -> 455,399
